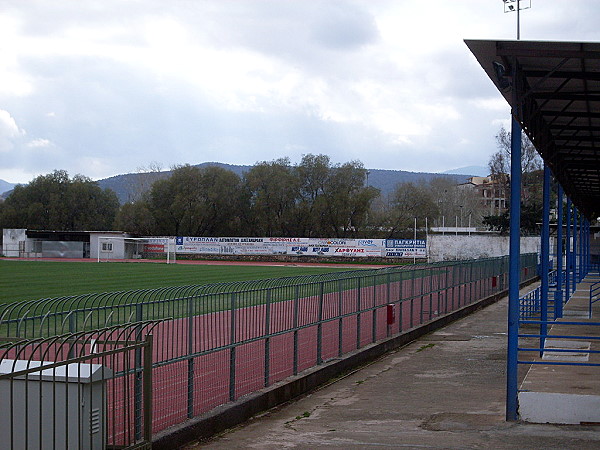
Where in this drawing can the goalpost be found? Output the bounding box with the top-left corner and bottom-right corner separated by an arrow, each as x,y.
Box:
97,237 -> 177,263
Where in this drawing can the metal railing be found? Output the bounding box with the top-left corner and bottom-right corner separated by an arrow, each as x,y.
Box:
519,286 -> 541,320
519,269 -> 557,320
590,281 -> 600,319
517,262 -> 600,378
0,254 -> 538,438
518,320 -> 600,366
0,322 -> 157,449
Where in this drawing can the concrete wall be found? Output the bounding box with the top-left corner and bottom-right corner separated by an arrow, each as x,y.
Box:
428,234 -> 541,262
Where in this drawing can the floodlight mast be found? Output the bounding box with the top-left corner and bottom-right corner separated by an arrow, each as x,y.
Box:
503,0 -> 531,40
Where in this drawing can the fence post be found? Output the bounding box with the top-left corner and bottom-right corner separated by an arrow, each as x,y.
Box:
372,275 -> 377,343
410,269 -> 415,328
187,296 -> 195,418
469,262 -> 474,304
134,302 -> 144,441
398,272 -> 403,332
229,292 -> 237,401
387,273 -> 394,334
264,289 -> 271,387
452,263 -> 457,310
338,280 -> 343,357
143,333 -> 154,445
429,267 -> 433,320
293,285 -> 299,375
444,264 -> 449,314
67,312 -> 76,359
356,277 -> 362,349
317,282 -> 324,365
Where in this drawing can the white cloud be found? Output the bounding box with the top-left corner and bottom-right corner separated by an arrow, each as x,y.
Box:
0,0 -> 599,184
27,138 -> 51,148
469,98 -> 509,113
0,109 -> 25,152
0,16 -> 34,97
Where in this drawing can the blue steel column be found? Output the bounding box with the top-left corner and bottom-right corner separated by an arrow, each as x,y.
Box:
566,198 -> 571,300
579,215 -> 586,282
540,164 -> 550,349
584,218 -> 589,278
588,220 -> 592,273
555,185 -> 563,318
506,67 -> 522,421
583,219 -> 589,277
579,214 -> 587,282
574,209 -> 579,286
585,219 -> 591,275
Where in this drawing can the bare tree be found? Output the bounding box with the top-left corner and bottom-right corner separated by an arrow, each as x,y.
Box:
483,126 -> 545,232
130,161 -> 164,202
489,126 -> 542,176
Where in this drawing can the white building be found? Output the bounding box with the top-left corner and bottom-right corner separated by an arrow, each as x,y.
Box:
2,229 -> 132,259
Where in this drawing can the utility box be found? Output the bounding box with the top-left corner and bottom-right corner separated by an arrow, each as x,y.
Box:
0,359 -> 113,450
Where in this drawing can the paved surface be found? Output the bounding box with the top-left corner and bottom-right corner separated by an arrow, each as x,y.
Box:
188,288 -> 600,449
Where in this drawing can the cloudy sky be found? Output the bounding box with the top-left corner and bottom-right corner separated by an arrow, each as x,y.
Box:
1,1 -> 599,184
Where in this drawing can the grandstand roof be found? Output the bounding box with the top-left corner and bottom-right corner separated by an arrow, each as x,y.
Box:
466,40 -> 600,220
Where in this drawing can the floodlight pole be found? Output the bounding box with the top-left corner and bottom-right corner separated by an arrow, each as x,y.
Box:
517,0 -> 520,40
503,0 -> 531,40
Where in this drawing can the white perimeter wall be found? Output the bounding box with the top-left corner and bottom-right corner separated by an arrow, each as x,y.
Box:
428,234 -> 542,262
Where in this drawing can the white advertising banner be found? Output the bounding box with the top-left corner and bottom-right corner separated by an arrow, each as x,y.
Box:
175,236 -> 425,258
384,239 -> 427,257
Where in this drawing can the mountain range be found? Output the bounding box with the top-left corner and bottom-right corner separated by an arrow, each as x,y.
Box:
95,163 -> 478,204
1,164 -> 483,204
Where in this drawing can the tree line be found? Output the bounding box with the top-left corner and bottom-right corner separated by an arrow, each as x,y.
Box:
0,140 -> 546,238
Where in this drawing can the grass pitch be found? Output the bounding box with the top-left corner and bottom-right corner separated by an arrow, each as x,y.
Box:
0,260 -> 354,304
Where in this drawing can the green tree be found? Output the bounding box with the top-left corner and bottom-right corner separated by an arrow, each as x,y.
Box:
318,161 -> 379,237
0,170 -> 119,231
296,154 -> 331,236
114,202 -> 156,235
244,158 -> 300,236
146,164 -> 244,236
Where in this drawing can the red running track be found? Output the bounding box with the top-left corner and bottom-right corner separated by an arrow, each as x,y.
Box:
130,270 -> 500,436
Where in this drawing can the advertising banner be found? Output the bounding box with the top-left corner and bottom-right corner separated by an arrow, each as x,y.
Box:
384,239 -> 427,258
176,237 -> 221,254
385,239 -> 426,249
175,236 -> 426,258
331,247 -> 383,257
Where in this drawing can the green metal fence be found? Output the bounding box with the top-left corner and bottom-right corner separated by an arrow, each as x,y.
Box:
0,254 -> 538,438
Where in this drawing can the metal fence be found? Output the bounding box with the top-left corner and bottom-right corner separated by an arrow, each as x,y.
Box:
516,263 -> 600,400
0,322 -> 156,449
519,270 -> 557,320
0,254 -> 538,439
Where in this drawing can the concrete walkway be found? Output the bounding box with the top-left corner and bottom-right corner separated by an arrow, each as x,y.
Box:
188,287 -> 600,449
